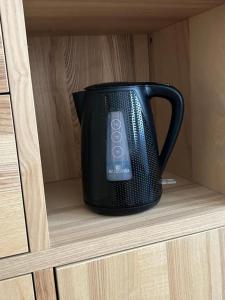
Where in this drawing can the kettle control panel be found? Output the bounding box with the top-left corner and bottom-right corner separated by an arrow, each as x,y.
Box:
106,111 -> 132,181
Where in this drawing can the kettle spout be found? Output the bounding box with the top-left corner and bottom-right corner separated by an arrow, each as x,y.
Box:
73,91 -> 86,124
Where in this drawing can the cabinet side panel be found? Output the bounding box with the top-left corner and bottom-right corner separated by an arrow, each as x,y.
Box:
0,0 -> 49,250
190,4 -> 225,192
150,20 -> 192,179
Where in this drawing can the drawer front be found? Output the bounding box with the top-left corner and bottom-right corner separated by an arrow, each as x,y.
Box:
56,230 -> 224,300
0,95 -> 28,258
0,22 -> 8,93
0,274 -> 35,299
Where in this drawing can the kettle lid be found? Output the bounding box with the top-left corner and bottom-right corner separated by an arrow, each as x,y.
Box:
85,82 -> 159,91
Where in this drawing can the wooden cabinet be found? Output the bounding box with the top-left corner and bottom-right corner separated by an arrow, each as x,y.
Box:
1,1 -> 225,300
56,230 -> 225,300
0,95 -> 28,258
0,274 -> 35,300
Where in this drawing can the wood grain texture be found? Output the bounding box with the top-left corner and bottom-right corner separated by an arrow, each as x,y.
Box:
46,173 -> 225,249
190,4 -> 225,193
23,0 -> 225,34
0,224 -> 225,282
166,231 -> 225,300
133,34 -> 151,81
0,274 -> 35,300
0,22 -> 8,93
0,0 -> 50,251
28,34 -> 150,182
57,242 -> 169,300
0,174 -> 225,281
56,228 -> 225,300
33,269 -> 57,300
150,20 -> 192,179
0,95 -> 28,258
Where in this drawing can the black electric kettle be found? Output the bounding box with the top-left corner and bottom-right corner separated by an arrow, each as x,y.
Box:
73,82 -> 184,215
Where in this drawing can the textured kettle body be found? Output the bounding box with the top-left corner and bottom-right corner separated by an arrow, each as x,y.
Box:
73,82 -> 184,215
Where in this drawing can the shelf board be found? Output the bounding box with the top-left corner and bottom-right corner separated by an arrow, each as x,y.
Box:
23,0 -> 224,35
46,173 -> 225,249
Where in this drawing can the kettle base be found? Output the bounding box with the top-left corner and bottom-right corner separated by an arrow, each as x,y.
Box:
85,199 -> 161,216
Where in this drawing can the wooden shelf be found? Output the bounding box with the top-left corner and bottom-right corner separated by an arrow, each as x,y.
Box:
1,173 -> 225,282
46,173 -> 225,249
23,0 -> 224,35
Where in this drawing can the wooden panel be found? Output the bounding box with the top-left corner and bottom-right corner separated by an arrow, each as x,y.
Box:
57,243 -> 169,300
190,4 -> 225,193
1,225 -> 225,282
0,0 -> 50,250
46,173 -> 225,249
23,0 -> 224,34
166,232 -> 225,299
0,274 -> 35,300
0,95 -> 28,258
150,20 -> 192,179
56,229 -> 225,300
0,22 -> 8,93
28,34 -> 150,182
33,269 -> 57,300
133,34 -> 150,81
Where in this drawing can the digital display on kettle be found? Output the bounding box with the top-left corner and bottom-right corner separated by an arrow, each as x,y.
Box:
106,111 -> 132,181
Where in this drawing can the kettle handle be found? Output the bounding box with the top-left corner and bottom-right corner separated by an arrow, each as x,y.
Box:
147,84 -> 184,173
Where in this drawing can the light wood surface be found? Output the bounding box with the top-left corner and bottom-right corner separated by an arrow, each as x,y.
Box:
34,269 -> 57,300
28,34 -> 149,182
56,228 -> 225,300
0,274 -> 35,300
190,4 -> 225,193
150,20 -> 192,179
46,173 -> 225,249
1,173 -> 225,281
0,95 -> 28,258
23,0 -> 224,34
57,242 -> 170,300
0,22 -> 8,93
166,231 -> 225,299
0,224 -> 225,282
0,0 -> 50,251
